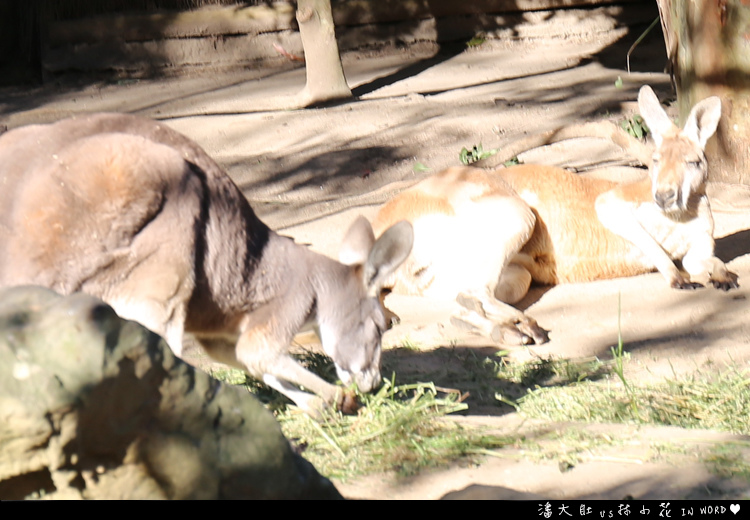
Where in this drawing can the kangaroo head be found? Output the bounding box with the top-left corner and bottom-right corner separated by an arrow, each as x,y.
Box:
638,85 -> 722,215
317,216 -> 413,393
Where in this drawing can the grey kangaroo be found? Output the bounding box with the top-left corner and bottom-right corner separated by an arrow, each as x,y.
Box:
0,113 -> 414,416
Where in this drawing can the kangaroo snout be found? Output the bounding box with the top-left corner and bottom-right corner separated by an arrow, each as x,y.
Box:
338,366 -> 382,393
653,187 -> 678,211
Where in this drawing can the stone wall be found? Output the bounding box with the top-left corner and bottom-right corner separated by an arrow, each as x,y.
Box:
41,0 -> 650,76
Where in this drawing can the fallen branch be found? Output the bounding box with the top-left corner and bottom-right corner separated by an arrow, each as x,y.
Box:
478,120 -> 654,170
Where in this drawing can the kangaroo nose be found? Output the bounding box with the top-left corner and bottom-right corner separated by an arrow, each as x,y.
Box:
654,189 -> 677,210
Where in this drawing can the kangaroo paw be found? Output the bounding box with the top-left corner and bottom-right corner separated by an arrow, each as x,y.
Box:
336,389 -> 361,415
451,309 -> 548,346
670,275 -> 705,290
489,317 -> 549,346
489,323 -> 535,345
710,271 -> 739,291
291,391 -> 358,420
512,316 -> 550,345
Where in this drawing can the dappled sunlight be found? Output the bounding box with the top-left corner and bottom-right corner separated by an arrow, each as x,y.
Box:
6,0 -> 750,500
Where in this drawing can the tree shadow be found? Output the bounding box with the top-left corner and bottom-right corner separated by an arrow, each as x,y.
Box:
351,41 -> 466,98
380,343 -> 611,417
353,1 -> 664,98
1,1 -> 665,118
237,145 -> 408,195
0,1 -> 283,111
715,228 -> 750,263
441,451 -> 750,499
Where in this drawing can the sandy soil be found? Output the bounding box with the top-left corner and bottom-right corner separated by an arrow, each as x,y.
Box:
2,6 -> 749,500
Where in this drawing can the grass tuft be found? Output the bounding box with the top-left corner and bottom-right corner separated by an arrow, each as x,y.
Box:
207,336 -> 749,482
278,377 -> 511,479
516,365 -> 750,435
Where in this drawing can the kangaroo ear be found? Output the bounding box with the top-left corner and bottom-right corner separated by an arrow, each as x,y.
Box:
363,220 -> 413,295
638,85 -> 674,148
339,215 -> 376,266
682,95 -> 721,149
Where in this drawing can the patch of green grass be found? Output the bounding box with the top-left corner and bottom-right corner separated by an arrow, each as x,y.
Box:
514,427 -> 633,469
496,296 -> 748,436
413,162 -> 431,173
466,32 -> 487,48
704,443 -> 750,480
459,143 -> 498,165
503,156 -> 521,167
207,333 -> 749,483
493,353 -> 610,389
277,378 -> 511,479
491,353 -> 624,420
399,337 -> 422,351
514,365 -> 750,435
209,366 -> 249,386
620,114 -> 649,139
210,350 -> 513,479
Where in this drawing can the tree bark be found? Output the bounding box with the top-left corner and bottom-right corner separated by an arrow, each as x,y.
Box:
296,0 -> 352,106
656,0 -> 750,185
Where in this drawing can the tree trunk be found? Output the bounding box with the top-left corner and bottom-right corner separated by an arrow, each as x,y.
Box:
656,0 -> 750,185
296,0 -> 352,106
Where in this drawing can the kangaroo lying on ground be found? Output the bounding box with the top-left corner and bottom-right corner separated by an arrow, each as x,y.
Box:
372,85 -> 737,344
0,113 -> 414,416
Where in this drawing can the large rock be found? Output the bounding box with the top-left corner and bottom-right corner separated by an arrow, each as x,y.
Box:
0,286 -> 342,500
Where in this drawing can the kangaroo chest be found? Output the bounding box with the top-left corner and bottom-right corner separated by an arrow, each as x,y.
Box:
633,200 -> 713,261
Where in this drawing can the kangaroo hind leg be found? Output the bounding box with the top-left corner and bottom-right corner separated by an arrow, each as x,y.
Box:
454,195 -> 548,345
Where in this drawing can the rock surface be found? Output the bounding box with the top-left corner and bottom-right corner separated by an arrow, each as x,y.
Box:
0,286 -> 341,500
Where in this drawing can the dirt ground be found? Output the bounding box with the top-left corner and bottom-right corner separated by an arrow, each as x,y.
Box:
2,6 -> 749,500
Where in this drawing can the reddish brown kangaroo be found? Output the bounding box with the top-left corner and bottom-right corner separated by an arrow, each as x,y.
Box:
373,86 -> 736,345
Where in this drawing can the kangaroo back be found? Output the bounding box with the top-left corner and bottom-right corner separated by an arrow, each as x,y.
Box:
497,164 -> 653,284
373,166 -> 535,298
